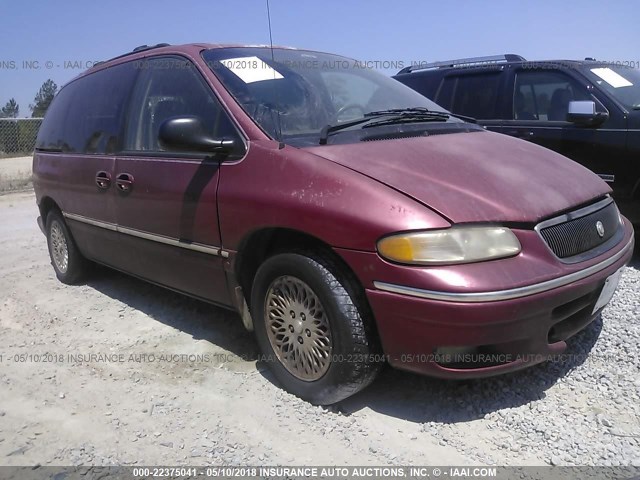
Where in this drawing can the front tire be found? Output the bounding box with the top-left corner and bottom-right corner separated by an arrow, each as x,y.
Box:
251,252 -> 381,405
45,210 -> 88,284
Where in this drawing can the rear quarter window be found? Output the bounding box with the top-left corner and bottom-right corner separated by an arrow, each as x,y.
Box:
36,62 -> 138,154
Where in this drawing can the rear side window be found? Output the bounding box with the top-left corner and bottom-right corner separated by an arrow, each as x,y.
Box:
124,56 -> 242,154
36,62 -> 137,153
35,87 -> 73,152
449,73 -> 502,119
513,70 -> 593,121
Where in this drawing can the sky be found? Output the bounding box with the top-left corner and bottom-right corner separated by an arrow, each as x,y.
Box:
1,0 -> 638,117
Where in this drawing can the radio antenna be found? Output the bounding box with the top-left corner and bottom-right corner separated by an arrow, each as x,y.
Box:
266,0 -> 284,148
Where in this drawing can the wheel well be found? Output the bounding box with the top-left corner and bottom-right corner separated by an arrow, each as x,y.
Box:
234,227 -> 375,307
234,227 -> 381,348
235,228 -> 336,299
38,196 -> 60,222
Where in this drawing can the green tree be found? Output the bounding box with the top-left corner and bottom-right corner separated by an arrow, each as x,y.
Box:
1,98 -> 19,118
30,79 -> 57,117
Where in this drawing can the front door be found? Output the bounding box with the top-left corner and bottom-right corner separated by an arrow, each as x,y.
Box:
115,56 -> 245,306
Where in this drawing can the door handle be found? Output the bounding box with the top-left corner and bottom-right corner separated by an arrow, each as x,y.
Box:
95,171 -> 111,189
116,173 -> 134,193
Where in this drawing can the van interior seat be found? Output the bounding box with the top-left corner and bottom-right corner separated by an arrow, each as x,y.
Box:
514,91 -> 536,120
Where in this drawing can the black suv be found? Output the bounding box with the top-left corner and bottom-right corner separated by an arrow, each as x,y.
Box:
394,54 -> 640,223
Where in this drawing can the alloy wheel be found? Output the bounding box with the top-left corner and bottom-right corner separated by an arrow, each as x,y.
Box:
50,221 -> 69,273
264,275 -> 333,381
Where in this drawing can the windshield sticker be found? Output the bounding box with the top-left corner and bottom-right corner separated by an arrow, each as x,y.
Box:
221,56 -> 284,83
590,67 -> 633,88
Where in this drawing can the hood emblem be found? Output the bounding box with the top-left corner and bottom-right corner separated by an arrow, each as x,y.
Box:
596,221 -> 605,238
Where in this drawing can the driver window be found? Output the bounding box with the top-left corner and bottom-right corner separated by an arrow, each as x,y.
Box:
125,57 -> 239,152
513,71 -> 595,121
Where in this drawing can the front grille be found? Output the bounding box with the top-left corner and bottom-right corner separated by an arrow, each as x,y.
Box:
539,200 -> 620,259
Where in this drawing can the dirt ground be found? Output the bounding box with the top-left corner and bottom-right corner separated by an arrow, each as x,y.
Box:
0,191 -> 638,467
0,191 -> 469,466
0,156 -> 32,193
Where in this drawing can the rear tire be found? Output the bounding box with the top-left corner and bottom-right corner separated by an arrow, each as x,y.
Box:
251,251 -> 381,405
45,210 -> 88,284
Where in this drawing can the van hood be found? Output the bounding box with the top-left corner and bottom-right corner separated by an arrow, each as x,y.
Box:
303,130 -> 611,224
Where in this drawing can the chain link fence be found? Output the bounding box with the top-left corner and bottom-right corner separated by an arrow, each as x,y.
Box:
0,118 -> 42,157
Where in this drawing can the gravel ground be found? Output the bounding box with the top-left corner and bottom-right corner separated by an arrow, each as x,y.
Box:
0,191 -> 639,467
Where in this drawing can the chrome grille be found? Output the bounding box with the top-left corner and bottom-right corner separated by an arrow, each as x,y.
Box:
538,199 -> 620,260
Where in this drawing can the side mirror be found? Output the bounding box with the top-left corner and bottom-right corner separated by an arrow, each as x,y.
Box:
566,100 -> 608,126
158,116 -> 235,153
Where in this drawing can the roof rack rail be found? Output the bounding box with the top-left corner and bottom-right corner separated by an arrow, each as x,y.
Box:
93,43 -> 171,68
132,43 -> 171,53
397,54 -> 526,74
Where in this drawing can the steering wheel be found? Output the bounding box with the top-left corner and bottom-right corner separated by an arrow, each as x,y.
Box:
333,103 -> 366,123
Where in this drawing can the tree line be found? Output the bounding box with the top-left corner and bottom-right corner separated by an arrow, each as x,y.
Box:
0,79 -> 58,118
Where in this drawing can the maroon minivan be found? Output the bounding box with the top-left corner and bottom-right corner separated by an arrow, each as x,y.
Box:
33,43 -> 635,404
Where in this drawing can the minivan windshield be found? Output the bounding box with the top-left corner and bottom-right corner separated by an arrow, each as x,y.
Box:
203,47 -> 460,145
581,65 -> 640,110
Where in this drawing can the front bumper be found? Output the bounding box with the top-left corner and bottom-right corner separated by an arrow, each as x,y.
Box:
354,227 -> 634,378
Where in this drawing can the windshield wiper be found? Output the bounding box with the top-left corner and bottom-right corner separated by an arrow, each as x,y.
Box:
363,114 -> 450,129
318,107 -> 477,145
319,108 -> 456,145
367,107 -> 476,124
319,117 -> 378,145
364,107 -> 450,118
364,108 -> 452,129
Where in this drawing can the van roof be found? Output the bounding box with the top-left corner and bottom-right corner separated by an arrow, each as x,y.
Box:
77,42 -> 300,80
89,42 -> 298,69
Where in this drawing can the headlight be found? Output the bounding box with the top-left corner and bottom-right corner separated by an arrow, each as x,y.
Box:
377,226 -> 521,265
